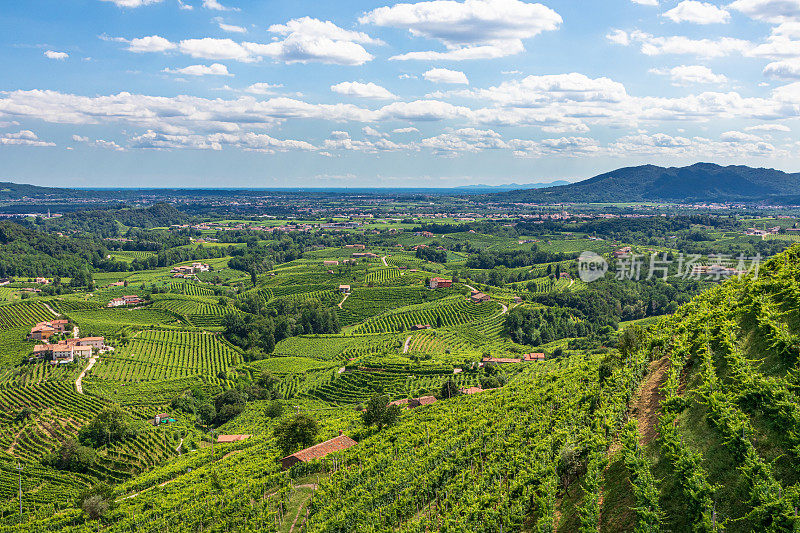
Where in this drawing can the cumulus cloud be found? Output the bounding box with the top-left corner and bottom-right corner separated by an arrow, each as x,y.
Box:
729,0 -> 800,23
44,50 -> 69,60
163,63 -> 232,76
663,1 -> 730,24
746,123 -> 791,131
245,82 -> 282,95
650,65 -> 727,85
330,81 -> 397,99
361,0 -> 561,60
100,0 -> 164,7
118,18 -> 379,65
763,58 -> 800,78
608,29 -> 752,58
0,130 -> 55,147
423,68 -> 469,84
393,127 -> 419,133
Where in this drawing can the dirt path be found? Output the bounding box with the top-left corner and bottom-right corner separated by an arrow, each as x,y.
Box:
629,355 -> 671,446
381,256 -> 388,267
176,437 -> 184,455
403,335 -> 412,354
75,355 -> 97,394
43,303 -> 60,317
337,292 -> 350,309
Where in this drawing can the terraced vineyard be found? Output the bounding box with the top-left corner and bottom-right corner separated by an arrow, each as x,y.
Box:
337,286 -> 455,326
0,301 -> 57,330
150,294 -> 238,328
352,295 -> 501,334
89,330 -> 242,382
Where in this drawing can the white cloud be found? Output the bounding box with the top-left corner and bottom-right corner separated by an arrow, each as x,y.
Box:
423,68 -> 469,84
218,22 -> 246,33
177,0 -> 193,10
663,1 -> 730,24
421,127 -> 507,155
131,130 -> 315,152
72,135 -> 125,151
245,82 -> 282,95
362,126 -> 386,137
0,130 -> 55,147
100,0 -> 164,7
44,50 -> 69,60
729,0 -> 800,23
631,0 -> 658,5
650,65 -> 727,85
361,0 -> 561,60
763,58 -> 800,78
121,18 -> 378,65
331,81 -> 397,99
393,127 -> 419,133
163,63 -> 232,76
203,0 -> 235,10
129,35 -> 177,53
610,30 -> 752,58
746,123 -> 791,131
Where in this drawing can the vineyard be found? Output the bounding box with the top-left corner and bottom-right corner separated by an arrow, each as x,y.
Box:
337,286 -> 455,326
351,295 -> 501,334
0,301 -> 57,330
89,330 -> 243,383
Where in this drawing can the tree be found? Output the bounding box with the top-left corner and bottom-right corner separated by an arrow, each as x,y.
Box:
362,394 -> 401,431
42,439 -> 97,473
440,379 -> 461,399
618,324 -> 645,365
274,414 -> 318,455
264,400 -> 284,419
77,483 -> 114,521
78,408 -> 136,447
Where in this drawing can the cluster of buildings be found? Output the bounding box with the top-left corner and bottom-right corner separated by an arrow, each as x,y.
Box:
108,295 -> 147,307
352,252 -> 379,258
744,227 -> 781,237
170,262 -> 210,277
32,336 -> 105,365
29,319 -> 70,341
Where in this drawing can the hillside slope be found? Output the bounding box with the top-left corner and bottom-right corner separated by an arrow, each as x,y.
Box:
492,163 -> 800,203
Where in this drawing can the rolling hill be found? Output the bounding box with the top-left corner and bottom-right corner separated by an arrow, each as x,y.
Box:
492,163 -> 800,204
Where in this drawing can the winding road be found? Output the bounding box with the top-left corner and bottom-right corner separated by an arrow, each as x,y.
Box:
337,292 -> 350,309
403,335 -> 412,354
381,255 -> 388,267
75,355 -> 97,394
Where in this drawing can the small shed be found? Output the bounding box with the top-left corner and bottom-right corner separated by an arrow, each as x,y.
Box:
279,433 -> 357,470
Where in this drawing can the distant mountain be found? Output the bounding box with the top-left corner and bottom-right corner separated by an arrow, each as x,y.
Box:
490,163 -> 800,204
0,181 -> 73,199
454,180 -> 570,192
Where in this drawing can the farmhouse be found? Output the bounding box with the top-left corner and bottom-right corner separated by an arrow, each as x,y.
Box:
470,292 -> 491,303
482,356 -> 522,364
279,432 -> 357,470
411,324 -> 432,330
352,252 -> 379,258
217,434 -> 251,443
108,295 -> 146,307
612,247 -> 632,259
429,277 -> 452,289
170,262 -> 210,275
523,352 -> 546,362
34,277 -> 50,285
323,260 -> 339,266
345,244 -> 366,249
459,386 -> 500,395
28,320 -> 68,340
389,396 -> 437,409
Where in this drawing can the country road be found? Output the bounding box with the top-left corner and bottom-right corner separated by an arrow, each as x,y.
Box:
338,292 -> 350,309
403,335 -> 412,354
75,355 -> 97,394
43,303 -> 59,317
381,256 -> 388,267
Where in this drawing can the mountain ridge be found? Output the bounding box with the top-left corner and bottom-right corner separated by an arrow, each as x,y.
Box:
490,163 -> 800,203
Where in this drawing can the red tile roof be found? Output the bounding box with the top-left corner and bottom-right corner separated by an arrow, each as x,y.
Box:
283,435 -> 357,463
217,434 -> 251,443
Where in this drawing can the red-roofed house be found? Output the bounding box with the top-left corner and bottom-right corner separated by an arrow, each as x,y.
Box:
279,433 -> 357,470
217,434 -> 251,444
523,353 -> 546,362
429,277 -> 452,289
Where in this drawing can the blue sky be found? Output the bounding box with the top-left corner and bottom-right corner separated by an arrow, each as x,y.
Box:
1,0 -> 800,188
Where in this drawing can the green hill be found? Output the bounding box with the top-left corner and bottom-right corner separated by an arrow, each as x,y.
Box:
492,163 -> 800,203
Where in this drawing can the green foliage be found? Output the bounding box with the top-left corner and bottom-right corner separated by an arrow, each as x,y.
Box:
78,408 -> 136,448
274,414 -> 319,455
361,394 -> 401,430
